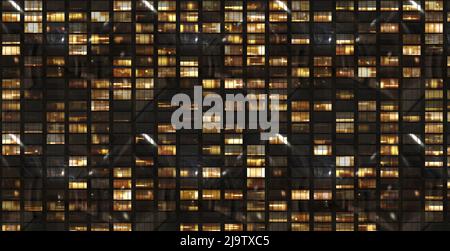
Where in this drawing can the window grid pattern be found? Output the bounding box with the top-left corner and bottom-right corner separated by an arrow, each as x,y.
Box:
0,0 -> 448,231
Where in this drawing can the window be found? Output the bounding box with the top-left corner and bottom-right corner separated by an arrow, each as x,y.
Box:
202,190 -> 221,200
292,112 -> 310,122
336,45 -> 354,55
247,168 -> 265,178
114,168 -> 132,178
314,145 -> 332,155
69,13 -> 86,22
381,79 -> 399,89
225,12 -> 243,22
314,12 -> 332,22
425,1 -> 443,11
358,1 -> 376,11
2,13 -> 21,22
69,156 -> 87,167
203,23 -> 221,33
114,1 -> 132,11
47,12 -> 65,22
69,181 -> 87,189
314,191 -> 333,200
292,12 -> 310,22
336,156 -> 354,167
314,102 -> 332,111
358,67 -> 377,78
336,1 -> 355,11
24,23 -> 42,33
91,12 -> 109,22
180,190 -> 198,200
114,190 -> 132,200
293,68 -> 310,77
2,46 -> 20,55
292,190 -> 310,200
203,168 -> 221,178
403,45 -> 421,55
380,23 -> 399,33
403,67 -> 421,78
25,1 -> 42,11
425,23 -> 443,33
158,145 -> 176,155
381,1 -> 399,11
69,45 -> 87,55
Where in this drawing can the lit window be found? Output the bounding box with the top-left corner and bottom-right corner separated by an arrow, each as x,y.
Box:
24,23 -> 42,33
69,181 -> 87,189
292,12 -> 310,22
114,168 -> 132,178
336,156 -> 354,167
358,67 -> 377,78
224,79 -> 244,89
2,201 -> 20,211
180,190 -> 198,200
403,45 -> 421,55
380,23 -> 399,33
269,201 -> 287,211
380,1 -> 399,11
69,156 -> 87,167
2,145 -> 20,155
403,67 -> 421,78
314,102 -> 332,111
113,190 -> 132,200
247,45 -> 265,56
202,190 -> 221,200
69,12 -> 86,22
314,12 -> 332,22
158,1 -> 176,11
381,56 -> 399,66
203,23 -> 221,33
47,12 -> 65,22
425,1 -> 443,11
403,1 -> 421,11
69,45 -> 87,56
225,12 -> 243,22
2,13 -> 21,22
247,168 -> 265,178
358,1 -> 376,11
158,145 -> 176,155
380,145 -> 399,155
203,79 -> 221,89
425,23 -> 443,33
314,145 -> 332,155
247,23 -> 265,33
314,191 -> 333,200
337,123 -> 354,133
292,112 -> 310,122
336,45 -> 354,56
380,79 -> 399,89
180,67 -> 198,77
113,202 -> 132,211
203,168 -> 221,178
292,190 -> 310,200
380,135 -> 399,144
91,12 -> 109,22
25,1 -> 42,11
292,68 -> 310,77
114,0 -> 132,11
2,46 -> 20,55
336,1 -> 355,11
113,223 -> 132,231
425,201 -> 443,211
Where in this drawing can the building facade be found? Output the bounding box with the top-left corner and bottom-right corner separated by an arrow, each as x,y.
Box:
0,0 -> 448,231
